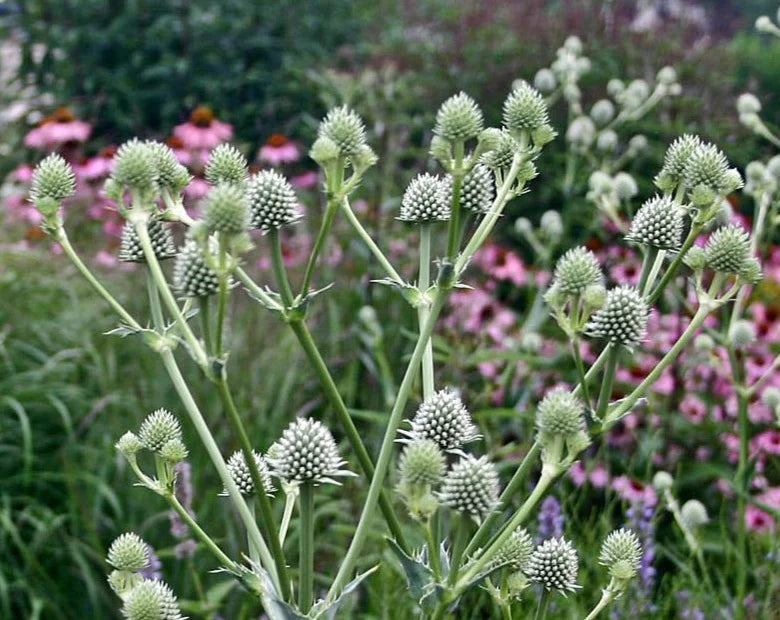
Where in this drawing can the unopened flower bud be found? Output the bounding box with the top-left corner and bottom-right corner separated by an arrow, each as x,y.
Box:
107,532 -> 150,572
659,134 -> 702,185
607,79 -> 625,97
492,527 -> 534,570
657,66 -> 677,86
203,184 -> 249,235
596,129 -> 618,152
599,528 -> 642,581
760,386 -> 780,411
590,99 -> 615,126
613,172 -> 638,201
729,319 -> 756,349
318,106 -> 367,156
681,499 -> 709,528
533,68 -> 557,93
653,471 -> 674,491
113,139 -> 157,193
693,334 -> 714,352
434,92 -> 484,142
309,136 -> 340,165
535,388 -> 585,439
138,409 -> 182,453
566,116 -> 596,149
704,223 -> 751,274
205,144 -> 248,186
684,246 -> 707,271
147,142 -> 190,194
122,580 -> 184,620
737,93 -> 762,116
398,439 -> 445,486
552,246 -> 603,295
503,82 -> 550,134
116,431 -> 142,457
540,210 -> 562,239
30,154 -> 76,207
583,283 -> 607,309
160,438 -> 188,464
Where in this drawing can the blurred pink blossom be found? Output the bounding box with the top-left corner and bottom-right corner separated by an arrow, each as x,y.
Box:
173,106 -> 232,151
259,134 -> 300,166
24,107 -> 91,149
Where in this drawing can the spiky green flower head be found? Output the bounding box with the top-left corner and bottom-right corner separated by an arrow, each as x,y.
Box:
535,388 -> 585,440
30,154 -> 76,214
439,455 -> 500,517
613,172 -> 638,201
146,142 -> 191,194
492,527 -> 534,571
173,239 -> 221,298
203,184 -> 249,235
204,144 -> 247,187
112,139 -> 158,194
684,142 -> 743,201
590,99 -> 615,127
599,528 -> 642,581
652,470 -> 674,492
729,319 -> 756,350
121,579 -> 185,620
596,129 -> 618,152
433,92 -> 484,143
503,82 -> 549,136
246,169 -> 300,232
566,116 -> 596,150
586,285 -> 648,347
527,537 -> 580,593
403,388 -> 480,451
626,195 -> 684,250
533,68 -> 557,94
159,438 -> 188,464
224,450 -> 275,496
107,532 -> 150,572
399,173 -> 449,223
540,210 -> 563,240
118,219 -> 177,263
552,246 -> 603,296
479,130 -> 520,172
737,93 -> 762,116
704,223 -> 751,274
268,418 -> 352,485
116,431 -> 143,457
656,134 -> 702,189
681,499 -> 709,529
398,438 -> 445,486
761,386 -> 780,412
656,66 -> 678,86
442,164 -> 494,214
138,408 -> 182,453
318,105 -> 367,157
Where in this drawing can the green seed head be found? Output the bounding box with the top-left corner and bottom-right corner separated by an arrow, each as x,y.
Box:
121,579 -> 184,620
406,388 -> 480,451
30,154 -> 76,204
492,527 -> 534,571
704,223 -> 751,274
528,537 -> 580,593
439,455 -> 500,517
147,142 -> 191,193
399,173 -> 449,223
113,139 -> 158,192
503,82 -> 549,134
599,528 -> 642,580
246,170 -> 300,232
398,438 -> 445,486
116,431 -> 143,457
138,408 -> 182,453
681,499 -> 709,528
159,438 -> 188,464
318,105 -> 367,156
652,471 -> 674,491
434,92 -> 484,142
203,184 -> 250,235
442,164 -> 494,214
552,246 -> 603,295
659,134 -> 702,185
480,130 -> 520,171
626,195 -> 684,250
535,388 -> 586,438
205,144 -> 248,187
224,450 -> 275,496
173,239 -> 221,298
268,418 -> 351,485
118,219 -> 177,263
107,532 -> 150,572
586,286 -> 648,346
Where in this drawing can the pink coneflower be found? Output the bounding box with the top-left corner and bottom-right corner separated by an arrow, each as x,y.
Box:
612,475 -> 657,506
569,462 -> 587,487
680,395 -> 707,424
745,504 -> 775,534
12,164 -> 34,183
173,106 -> 232,151
184,178 -> 210,201
24,107 -> 91,149
589,465 -> 610,488
290,171 -> 319,189
75,146 -> 117,181
752,430 -> 780,456
259,134 -> 301,166
475,244 -> 527,286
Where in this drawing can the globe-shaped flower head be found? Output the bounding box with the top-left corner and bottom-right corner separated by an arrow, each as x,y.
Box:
657,134 -> 702,186
119,219 -> 177,263
138,409 -> 182,453
479,130 -> 520,172
535,388 -> 585,440
586,286 -> 648,347
552,247 -> 603,295
439,455 -> 500,517
147,142 -> 191,194
398,438 -> 445,486
492,527 -> 534,570
318,106 -> 367,157
704,223 -> 751,274
399,173 -> 449,223
598,528 -> 642,581
268,418 -> 352,485
527,537 -> 580,593
443,164 -> 494,214
626,195 -> 684,250
684,142 -> 741,196
31,154 -> 76,205
403,388 -> 480,451
107,532 -> 150,572
112,139 -> 158,193
121,580 -> 184,620
503,82 -> 549,134
173,239 -> 221,298
205,144 -> 248,186
203,184 -> 250,235
433,92 -> 484,142
224,450 -> 275,497
246,170 -> 300,232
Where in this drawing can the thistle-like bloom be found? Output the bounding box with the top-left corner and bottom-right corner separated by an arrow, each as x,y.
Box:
683,142 -> 740,195
590,99 -> 615,126
121,579 -> 185,620
403,388 -> 480,451
159,438 -> 188,464
533,68 -> 557,93
203,184 -> 250,235
527,537 -> 580,593
681,499 -> 709,528
205,144 -> 248,186
318,105 -> 367,156
729,319 -> 756,349
138,409 -> 182,453
443,164 -> 494,214
503,82 -> 549,133
147,142 -> 191,194
439,455 -> 500,517
268,418 -> 352,485
118,219 -> 177,263
173,240 -> 221,298
30,153 -> 76,203
492,527 -> 534,570
116,431 -> 142,457
398,438 -> 445,486
399,173 -> 449,222
552,247 -> 603,295
658,134 -> 702,185
599,528 -> 642,581
535,388 -> 585,439
107,532 -> 150,572
652,471 -> 674,492
586,285 -> 648,347
433,92 -> 484,142
112,139 -> 157,192
704,223 -> 751,274
626,195 -> 684,250
479,130 -> 520,171
224,450 -> 275,496
246,169 -> 300,232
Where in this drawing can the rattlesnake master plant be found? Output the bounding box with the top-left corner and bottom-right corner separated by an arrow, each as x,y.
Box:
29,31 -> 771,618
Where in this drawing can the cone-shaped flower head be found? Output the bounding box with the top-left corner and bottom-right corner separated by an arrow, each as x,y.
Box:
535,388 -> 585,439
404,388 -> 480,451
205,144 -> 248,186
268,418 -> 352,485
729,319 -> 756,349
433,92 -> 484,142
439,455 -> 500,517
31,154 -> 76,203
173,240 -> 220,298
443,164 -> 494,214
533,68 -> 557,93
599,528 -> 642,581
107,532 -> 150,571
159,438 -> 188,464
681,499 -> 709,528
246,170 -> 300,232
224,450 -> 275,496
527,537 -> 580,593
586,285 -> 648,346
398,438 -> 445,486
399,173 -> 449,222
652,471 -> 674,491
503,82 -> 549,133
492,527 -> 534,570
704,223 -> 751,274
480,130 -> 520,171
147,142 -> 191,194
138,408 -> 182,453
552,247 -> 603,295
113,139 -> 158,192
318,105 -> 367,156
116,431 -> 142,457
119,219 -> 177,263
203,184 -> 249,235
658,134 -> 702,185
121,579 -> 185,620
626,195 -> 684,250
683,142 -> 739,195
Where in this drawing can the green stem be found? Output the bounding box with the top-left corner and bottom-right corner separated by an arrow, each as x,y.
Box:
340,197 -> 403,283
270,230 -> 295,307
299,482 -> 315,613
235,267 -> 283,311
418,224 -> 435,399
447,517 -> 471,586
424,520 -> 442,581
299,198 -> 340,297
637,247 -> 659,294
199,297 -> 213,356
647,223 -> 703,305
534,589 -> 552,620
246,503 -> 260,567
571,336 -> 592,411
595,345 -> 619,421
583,586 -> 616,620
730,347 -> 749,616
215,233 -> 228,356
279,487 -> 297,546
166,492 -> 237,570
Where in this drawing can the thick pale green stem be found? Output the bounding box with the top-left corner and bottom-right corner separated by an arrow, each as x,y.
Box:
534,589 -> 552,620
299,482 -> 315,613
340,197 -> 403,284
647,223 -> 703,305
270,230 -> 295,307
418,224 -> 435,399
637,247 -> 659,294
215,233 -> 229,356
447,517 -> 471,586
583,586 -> 616,620
595,345 -> 619,421
424,520 -> 442,581
299,199 -> 340,297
